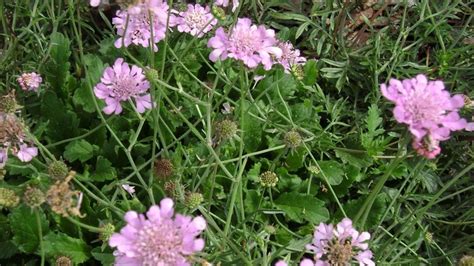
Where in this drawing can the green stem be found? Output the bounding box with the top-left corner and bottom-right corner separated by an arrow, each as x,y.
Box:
35,209 -> 45,266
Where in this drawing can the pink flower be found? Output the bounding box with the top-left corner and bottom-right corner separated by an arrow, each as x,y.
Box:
121,184 -> 136,196
90,0 -> 100,7
214,0 -> 240,12
208,18 -> 282,70
17,72 -> 42,92
94,58 -> 152,115
14,145 -> 38,162
381,74 -> 468,159
174,4 -> 217,38
109,198 -> 207,265
277,41 -> 306,72
305,218 -> 374,266
275,260 -> 288,266
112,0 -> 172,51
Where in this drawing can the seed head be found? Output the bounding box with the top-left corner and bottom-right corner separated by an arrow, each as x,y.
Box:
99,223 -> 116,242
308,165 -> 320,174
459,256 -> 474,266
260,171 -> 278,187
284,130 -> 302,148
0,91 -> 19,113
0,187 -> 20,208
164,181 -> 176,197
424,232 -> 434,245
185,192 -> 204,209
215,119 -> 238,141
23,186 -> 45,208
46,171 -> 84,217
48,160 -> 69,180
55,256 -> 72,266
154,159 -> 174,179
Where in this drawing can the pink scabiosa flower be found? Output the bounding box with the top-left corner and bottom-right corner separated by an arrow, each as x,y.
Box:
94,58 -> 152,115
17,72 -> 42,92
89,0 -> 100,7
277,41 -> 306,73
208,18 -> 282,70
174,4 -> 217,38
214,0 -> 239,12
0,149 -> 7,168
112,0 -> 172,51
109,198 -> 207,265
305,218 -> 374,266
381,74 -> 467,159
15,144 -> 38,162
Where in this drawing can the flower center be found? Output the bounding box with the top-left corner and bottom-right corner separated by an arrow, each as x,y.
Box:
405,88 -> 445,124
135,221 -> 184,265
229,28 -> 258,55
185,11 -> 206,29
326,239 -> 353,266
112,77 -> 139,100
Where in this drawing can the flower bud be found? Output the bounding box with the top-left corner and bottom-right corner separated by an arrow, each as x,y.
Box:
459,256 -> 474,266
0,91 -> 19,113
55,256 -> 72,266
185,192 -> 204,209
0,188 -> 20,208
260,171 -> 278,187
291,64 -> 305,80
284,130 -> 302,148
48,160 -> 69,180
99,223 -> 115,242
23,186 -> 45,208
215,119 -> 238,141
145,68 -> 159,82
211,6 -> 226,21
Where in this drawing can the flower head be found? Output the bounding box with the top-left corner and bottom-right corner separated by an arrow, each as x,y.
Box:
277,41 -> 306,72
122,184 -> 136,196
174,4 -> 217,37
0,113 -> 38,164
90,0 -> 100,7
305,218 -> 374,266
17,72 -> 42,92
214,0 -> 240,12
381,74 -> 468,158
112,0 -> 172,51
208,18 -> 282,70
94,58 -> 152,115
109,198 -> 207,265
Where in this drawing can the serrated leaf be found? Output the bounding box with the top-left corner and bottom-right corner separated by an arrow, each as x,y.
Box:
274,192 -> 329,224
43,232 -> 90,264
9,206 -> 49,253
64,140 -> 97,163
316,161 -> 345,185
303,59 -> 318,85
247,163 -> 261,182
91,247 -> 115,265
90,156 -> 117,182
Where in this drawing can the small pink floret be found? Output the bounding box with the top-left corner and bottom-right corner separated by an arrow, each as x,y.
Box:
17,72 -> 42,92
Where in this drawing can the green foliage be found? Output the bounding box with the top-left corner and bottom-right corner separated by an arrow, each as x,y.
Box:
43,233 -> 90,264
9,206 -> 49,253
274,192 -> 329,224
63,140 -> 98,163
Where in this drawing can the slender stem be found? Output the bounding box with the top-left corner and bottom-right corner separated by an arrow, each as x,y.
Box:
35,209 -> 45,266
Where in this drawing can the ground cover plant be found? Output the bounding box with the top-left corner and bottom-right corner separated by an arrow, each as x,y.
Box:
0,0 -> 473,265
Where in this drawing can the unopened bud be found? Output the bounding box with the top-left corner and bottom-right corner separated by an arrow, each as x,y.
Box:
284,130 -> 302,148
48,160 -> 68,180
185,192 -> 204,209
23,186 -> 45,208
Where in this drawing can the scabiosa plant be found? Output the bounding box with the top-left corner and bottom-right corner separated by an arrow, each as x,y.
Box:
381,74 -> 468,159
174,4 -> 217,38
112,0 -> 171,51
276,41 -> 306,73
17,72 -> 42,92
304,218 -> 374,266
94,58 -> 152,115
109,198 -> 207,265
214,0 -> 239,12
208,18 -> 282,70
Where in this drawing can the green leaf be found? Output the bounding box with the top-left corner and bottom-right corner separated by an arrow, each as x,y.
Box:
0,240 -> 19,259
239,100 -> 263,153
316,161 -> 345,185
91,247 -> 115,265
344,193 -> 388,228
63,140 -> 97,163
303,59 -> 318,85
40,91 -> 80,141
9,206 -> 49,253
285,147 -> 307,171
90,156 -> 117,182
43,232 -> 90,264
274,192 -> 329,224
247,163 -> 261,182
74,55 -> 106,113
45,32 -> 71,93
